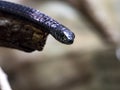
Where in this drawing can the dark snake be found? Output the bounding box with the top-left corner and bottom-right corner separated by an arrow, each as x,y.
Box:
0,0 -> 75,44
0,0 -> 75,52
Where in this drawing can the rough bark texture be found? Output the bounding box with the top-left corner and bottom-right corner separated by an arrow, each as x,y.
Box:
0,11 -> 48,52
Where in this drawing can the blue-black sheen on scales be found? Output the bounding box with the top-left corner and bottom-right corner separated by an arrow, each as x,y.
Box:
0,0 -> 75,44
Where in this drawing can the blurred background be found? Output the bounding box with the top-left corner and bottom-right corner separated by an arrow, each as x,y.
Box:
1,0 -> 120,90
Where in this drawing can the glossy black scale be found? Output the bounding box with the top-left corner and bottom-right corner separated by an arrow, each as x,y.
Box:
0,0 -> 75,52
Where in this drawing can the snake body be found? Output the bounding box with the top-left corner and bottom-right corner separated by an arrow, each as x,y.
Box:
0,1 -> 75,44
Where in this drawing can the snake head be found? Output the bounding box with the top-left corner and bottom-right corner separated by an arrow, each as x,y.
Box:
50,25 -> 75,44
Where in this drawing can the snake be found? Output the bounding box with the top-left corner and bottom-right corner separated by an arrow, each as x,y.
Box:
0,1 -> 75,44
0,0 -> 75,44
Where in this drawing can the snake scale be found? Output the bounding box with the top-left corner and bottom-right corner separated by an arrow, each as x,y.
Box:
0,1 -> 75,52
